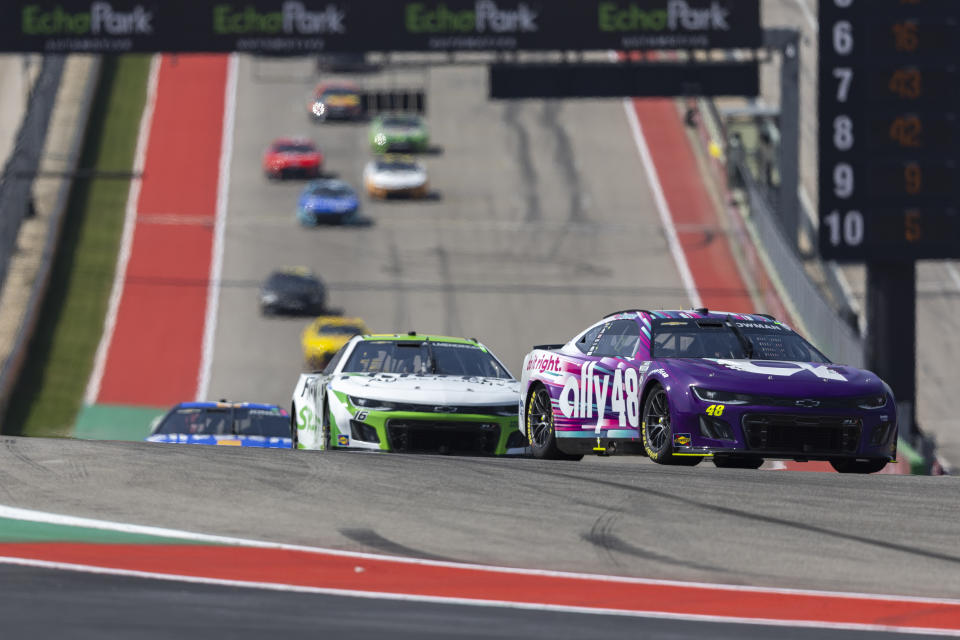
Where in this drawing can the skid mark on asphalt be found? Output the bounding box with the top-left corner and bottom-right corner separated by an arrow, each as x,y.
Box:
542,101 -> 588,225
583,509 -> 771,580
502,102 -> 541,223
338,528 -> 456,563
534,468 -> 960,567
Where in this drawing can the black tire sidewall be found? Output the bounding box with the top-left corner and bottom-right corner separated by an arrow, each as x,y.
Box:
641,385 -> 672,461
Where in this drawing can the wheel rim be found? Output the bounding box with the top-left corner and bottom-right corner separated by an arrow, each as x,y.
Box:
644,389 -> 670,452
529,388 -> 554,447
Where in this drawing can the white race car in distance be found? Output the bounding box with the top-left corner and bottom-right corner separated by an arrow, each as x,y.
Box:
362,154 -> 429,199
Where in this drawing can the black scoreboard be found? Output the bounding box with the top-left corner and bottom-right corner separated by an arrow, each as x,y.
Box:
818,0 -> 960,261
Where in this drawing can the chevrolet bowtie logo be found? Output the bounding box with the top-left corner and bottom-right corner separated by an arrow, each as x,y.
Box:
795,399 -> 821,408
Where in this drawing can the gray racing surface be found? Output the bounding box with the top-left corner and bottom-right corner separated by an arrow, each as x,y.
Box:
205,55 -> 688,404
0,564 -> 937,640
1,436 -> 958,600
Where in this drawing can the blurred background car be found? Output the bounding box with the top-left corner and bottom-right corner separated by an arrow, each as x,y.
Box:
146,402 -> 292,448
363,154 -> 429,199
261,137 -> 322,180
259,268 -> 326,316
302,316 -> 369,369
309,81 -> 363,122
297,179 -> 361,226
369,113 -> 429,154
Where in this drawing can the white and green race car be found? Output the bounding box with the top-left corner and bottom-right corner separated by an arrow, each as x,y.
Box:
291,333 -> 526,455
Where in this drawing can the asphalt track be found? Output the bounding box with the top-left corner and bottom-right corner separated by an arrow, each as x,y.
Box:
205,56 -> 689,403
1,437 -> 959,601
0,564 -> 941,640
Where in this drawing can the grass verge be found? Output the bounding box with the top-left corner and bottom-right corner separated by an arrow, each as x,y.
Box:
3,55 -> 150,437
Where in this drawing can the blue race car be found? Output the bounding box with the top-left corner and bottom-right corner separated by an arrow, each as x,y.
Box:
297,179 -> 360,226
146,402 -> 292,449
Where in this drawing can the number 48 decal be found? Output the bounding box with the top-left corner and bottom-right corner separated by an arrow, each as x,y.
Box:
705,404 -> 725,417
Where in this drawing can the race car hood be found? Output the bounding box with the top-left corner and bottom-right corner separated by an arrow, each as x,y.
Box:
146,434 -> 292,448
367,170 -> 426,190
330,373 -> 519,406
662,358 -> 886,397
300,195 -> 358,213
382,125 -> 425,138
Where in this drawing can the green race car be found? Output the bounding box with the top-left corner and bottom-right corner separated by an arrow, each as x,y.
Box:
291,333 -> 526,455
369,114 -> 429,154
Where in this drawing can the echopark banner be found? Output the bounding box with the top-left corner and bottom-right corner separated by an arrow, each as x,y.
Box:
3,1 -> 760,54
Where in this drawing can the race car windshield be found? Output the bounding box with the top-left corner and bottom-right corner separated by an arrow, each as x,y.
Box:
310,183 -> 352,196
343,341 -> 512,378
376,160 -> 418,172
316,324 -> 365,336
320,88 -> 357,99
233,408 -> 289,437
382,115 -> 419,127
651,320 -> 830,363
273,143 -> 314,153
266,273 -> 319,293
154,408 -> 288,437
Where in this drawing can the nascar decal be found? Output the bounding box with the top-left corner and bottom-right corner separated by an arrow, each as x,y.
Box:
558,362 -> 642,431
709,360 -> 847,382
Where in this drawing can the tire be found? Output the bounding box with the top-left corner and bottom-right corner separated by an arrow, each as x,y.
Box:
713,454 -> 763,469
320,399 -> 332,451
526,385 -> 582,461
830,458 -> 888,474
290,403 -> 299,450
641,384 -> 701,466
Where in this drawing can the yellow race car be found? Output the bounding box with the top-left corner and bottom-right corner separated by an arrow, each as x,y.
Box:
302,316 -> 369,370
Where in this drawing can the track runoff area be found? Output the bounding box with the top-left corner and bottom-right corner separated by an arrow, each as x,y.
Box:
3,0 -> 950,635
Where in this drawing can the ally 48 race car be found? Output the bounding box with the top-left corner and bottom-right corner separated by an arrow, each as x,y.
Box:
520,310 -> 897,473
292,333 -> 525,455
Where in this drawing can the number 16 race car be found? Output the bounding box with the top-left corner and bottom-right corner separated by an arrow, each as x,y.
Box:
519,309 -> 897,473
292,333 -> 526,455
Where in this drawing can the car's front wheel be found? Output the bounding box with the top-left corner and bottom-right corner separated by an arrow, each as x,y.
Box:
642,384 -> 701,466
526,385 -> 581,461
830,458 -> 888,474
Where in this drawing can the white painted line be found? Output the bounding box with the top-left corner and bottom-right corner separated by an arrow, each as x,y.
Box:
1,557 -> 957,636
196,53 -> 238,402
622,99 -> 703,309
2,503 -> 959,607
944,263 -> 960,294
794,0 -> 818,32
85,54 -> 161,405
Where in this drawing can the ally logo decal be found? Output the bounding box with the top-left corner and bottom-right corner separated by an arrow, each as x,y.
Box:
558,362 -> 641,431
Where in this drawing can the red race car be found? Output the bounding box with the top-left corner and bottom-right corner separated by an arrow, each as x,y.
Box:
262,137 -> 323,180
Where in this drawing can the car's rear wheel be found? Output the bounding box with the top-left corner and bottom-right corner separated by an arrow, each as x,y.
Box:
830,458 -> 888,474
642,384 -> 701,466
527,385 -> 582,461
713,454 -> 763,469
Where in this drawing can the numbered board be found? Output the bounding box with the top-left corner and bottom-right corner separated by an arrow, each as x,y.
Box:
818,0 -> 960,261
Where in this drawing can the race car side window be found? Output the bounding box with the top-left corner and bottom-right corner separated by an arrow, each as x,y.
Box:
591,319 -> 641,357
576,324 -> 604,354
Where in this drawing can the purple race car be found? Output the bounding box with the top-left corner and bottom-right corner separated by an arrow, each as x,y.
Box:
519,309 -> 897,474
